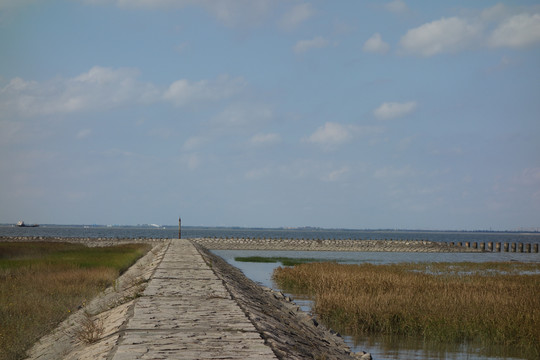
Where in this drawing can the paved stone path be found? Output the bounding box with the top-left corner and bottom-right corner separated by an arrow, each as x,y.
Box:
111,239 -> 277,360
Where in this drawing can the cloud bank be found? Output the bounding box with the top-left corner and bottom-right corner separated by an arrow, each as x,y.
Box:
0,67 -> 246,118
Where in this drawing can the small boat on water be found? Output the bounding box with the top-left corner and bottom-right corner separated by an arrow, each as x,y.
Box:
16,221 -> 39,227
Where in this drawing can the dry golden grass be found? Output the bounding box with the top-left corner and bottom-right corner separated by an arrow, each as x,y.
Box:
273,262 -> 540,358
0,242 -> 149,360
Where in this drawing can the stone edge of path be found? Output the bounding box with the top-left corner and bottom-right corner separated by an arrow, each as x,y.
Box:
193,242 -> 371,360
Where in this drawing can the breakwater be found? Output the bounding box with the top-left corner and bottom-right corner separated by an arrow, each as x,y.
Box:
452,241 -> 539,253
2,236 -> 538,253
193,237 -> 482,252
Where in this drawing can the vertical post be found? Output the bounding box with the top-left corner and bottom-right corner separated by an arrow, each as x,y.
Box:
178,217 -> 181,239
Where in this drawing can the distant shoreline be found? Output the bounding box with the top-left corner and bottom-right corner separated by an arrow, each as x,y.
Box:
0,223 -> 538,234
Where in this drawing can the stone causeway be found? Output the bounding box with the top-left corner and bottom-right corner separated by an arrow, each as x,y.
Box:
111,239 -> 278,359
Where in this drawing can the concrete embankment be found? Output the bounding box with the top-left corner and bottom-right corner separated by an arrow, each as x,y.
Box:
23,239 -> 370,360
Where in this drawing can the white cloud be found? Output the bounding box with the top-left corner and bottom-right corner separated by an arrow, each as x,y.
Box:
0,66 -> 158,118
0,67 -> 247,118
373,101 -> 417,120
385,0 -> 407,13
480,3 -> 509,23
324,166 -> 350,182
516,167 -> 540,185
163,74 -> 246,107
279,3 -> 315,30
398,6 -> 540,56
400,17 -> 481,56
181,153 -> 201,170
305,122 -> 353,147
249,132 -> 281,146
293,36 -> 330,54
183,136 -> 208,151
363,33 -> 390,54
489,13 -> 540,48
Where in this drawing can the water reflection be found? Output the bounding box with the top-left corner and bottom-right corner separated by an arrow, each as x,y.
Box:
213,249 -> 537,360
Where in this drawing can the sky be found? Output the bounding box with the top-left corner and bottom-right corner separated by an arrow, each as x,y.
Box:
1,0 -> 539,230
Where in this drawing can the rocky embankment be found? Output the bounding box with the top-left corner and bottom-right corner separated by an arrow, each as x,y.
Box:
193,237 -> 480,252
194,242 -> 372,359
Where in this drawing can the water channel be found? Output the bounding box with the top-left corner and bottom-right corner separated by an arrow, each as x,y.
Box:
213,249 -> 540,360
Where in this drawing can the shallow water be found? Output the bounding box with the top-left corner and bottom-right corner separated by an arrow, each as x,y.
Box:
213,249 -> 539,360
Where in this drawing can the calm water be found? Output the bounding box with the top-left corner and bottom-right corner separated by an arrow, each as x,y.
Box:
2,225 -> 539,359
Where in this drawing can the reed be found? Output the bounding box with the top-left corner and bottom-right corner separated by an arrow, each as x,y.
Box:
273,262 -> 540,358
0,242 -> 150,360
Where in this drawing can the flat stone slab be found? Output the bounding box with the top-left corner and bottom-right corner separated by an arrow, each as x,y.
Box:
114,330 -> 276,360
143,277 -> 229,298
111,239 -> 277,360
127,297 -> 254,332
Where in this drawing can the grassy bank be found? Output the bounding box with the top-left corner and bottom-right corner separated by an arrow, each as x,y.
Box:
0,241 -> 150,360
273,262 -> 540,359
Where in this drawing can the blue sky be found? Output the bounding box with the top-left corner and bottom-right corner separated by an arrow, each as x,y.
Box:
1,0 -> 539,230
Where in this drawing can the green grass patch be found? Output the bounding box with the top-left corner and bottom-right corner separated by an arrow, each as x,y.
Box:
0,241 -> 150,360
234,256 -> 324,266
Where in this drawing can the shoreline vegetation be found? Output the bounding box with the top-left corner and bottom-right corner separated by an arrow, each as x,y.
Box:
0,242 -> 150,360
272,261 -> 540,359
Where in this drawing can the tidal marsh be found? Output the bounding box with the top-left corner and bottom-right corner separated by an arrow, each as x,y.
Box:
0,241 -> 150,360
273,261 -> 540,359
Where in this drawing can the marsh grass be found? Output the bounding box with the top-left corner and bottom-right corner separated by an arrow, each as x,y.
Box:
273,262 -> 540,359
234,256 -> 324,266
0,242 -> 150,360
